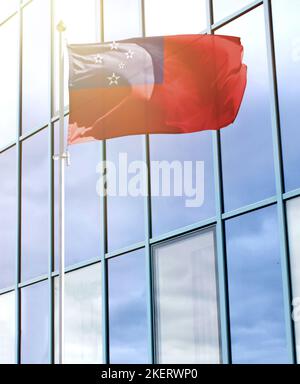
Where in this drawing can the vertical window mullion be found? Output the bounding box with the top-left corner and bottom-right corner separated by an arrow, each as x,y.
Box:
15,0 -> 23,365
263,0 -> 296,363
99,0 -> 110,365
207,0 -> 231,365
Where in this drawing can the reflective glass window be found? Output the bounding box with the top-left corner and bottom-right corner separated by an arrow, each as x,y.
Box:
286,197 -> 300,362
22,129 -> 49,282
0,16 -> 18,149
54,121 -> 102,269
0,148 -> 16,289
21,281 -> 49,364
106,136 -> 145,251
54,263 -> 102,364
225,206 -> 289,363
104,0 -> 141,41
0,0 -> 18,23
150,132 -> 215,237
218,7 -> 276,212
272,0 -> 300,192
213,0 -> 253,22
145,0 -> 207,36
108,249 -> 148,363
153,229 -> 221,363
22,0 -> 50,134
0,291 -> 15,364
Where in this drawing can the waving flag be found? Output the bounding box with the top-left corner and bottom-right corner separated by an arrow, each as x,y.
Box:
68,34 -> 247,144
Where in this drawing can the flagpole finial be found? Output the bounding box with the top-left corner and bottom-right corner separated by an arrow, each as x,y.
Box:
57,20 -> 67,32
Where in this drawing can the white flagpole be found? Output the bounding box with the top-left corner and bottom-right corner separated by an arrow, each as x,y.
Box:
56,20 -> 67,365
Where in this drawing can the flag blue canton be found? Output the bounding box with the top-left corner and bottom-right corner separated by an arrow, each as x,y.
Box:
68,37 -> 164,90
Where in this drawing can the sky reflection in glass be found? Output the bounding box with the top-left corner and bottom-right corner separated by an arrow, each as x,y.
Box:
108,249 -> 148,363
286,197 -> 300,362
21,129 -> 49,282
226,206 -> 289,364
104,0 -> 141,41
106,136 -> 145,251
272,0 -> 300,192
21,281 -> 49,364
54,263 -> 102,364
22,0 -> 50,135
153,230 -> 221,363
54,121 -> 102,268
0,16 -> 18,149
213,0 -> 252,22
218,8 -> 276,212
0,292 -> 15,364
145,0 -> 207,36
0,148 -> 16,290
150,132 -> 215,237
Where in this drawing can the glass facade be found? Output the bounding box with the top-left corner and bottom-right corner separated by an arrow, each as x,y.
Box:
287,197 -> 300,363
54,264 -> 103,364
153,229 -> 221,364
0,0 -> 299,365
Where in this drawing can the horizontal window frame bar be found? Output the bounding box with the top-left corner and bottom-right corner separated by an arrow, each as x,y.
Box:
283,188 -> 300,202
0,0 -> 33,28
18,274 -> 48,289
2,187 -> 300,295
0,286 -> 15,296
150,217 -> 217,245
105,241 -> 145,260
222,196 -> 277,220
211,0 -> 263,31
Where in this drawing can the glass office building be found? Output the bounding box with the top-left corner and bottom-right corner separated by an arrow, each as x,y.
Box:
0,0 -> 299,364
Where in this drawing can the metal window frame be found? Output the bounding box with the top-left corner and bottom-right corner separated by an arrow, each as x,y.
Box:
0,0 -> 298,365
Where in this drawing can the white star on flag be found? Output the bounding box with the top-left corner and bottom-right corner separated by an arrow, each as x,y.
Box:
110,41 -> 119,50
119,62 -> 126,69
95,54 -> 103,64
126,49 -> 134,59
107,72 -> 120,86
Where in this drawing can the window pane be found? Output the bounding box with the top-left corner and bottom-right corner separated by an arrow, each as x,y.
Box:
22,129 -> 49,282
145,0 -> 207,36
54,122 -> 102,268
218,7 -> 276,212
0,16 -> 18,149
0,0 -> 17,23
106,136 -> 145,251
225,206 -> 289,363
286,197 -> 300,362
213,0 -> 252,22
54,264 -> 102,364
272,0 -> 300,192
21,281 -> 49,364
0,292 -> 15,364
108,249 -> 148,363
22,0 -> 50,134
150,132 -> 215,237
104,0 -> 141,41
0,148 -> 16,289
54,0 -> 99,113
153,229 -> 221,363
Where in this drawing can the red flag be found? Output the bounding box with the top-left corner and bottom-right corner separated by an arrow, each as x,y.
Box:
68,35 -> 247,144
